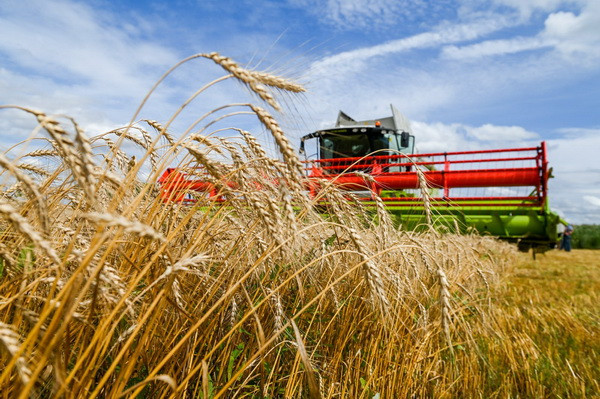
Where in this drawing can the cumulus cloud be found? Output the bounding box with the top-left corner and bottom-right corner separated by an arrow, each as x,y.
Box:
410,121 -> 469,153
584,195 -> 600,207
467,124 -> 538,141
542,3 -> 600,59
548,128 -> 600,172
0,0 -> 179,146
546,129 -> 600,223
442,1 -> 600,61
410,121 -> 539,152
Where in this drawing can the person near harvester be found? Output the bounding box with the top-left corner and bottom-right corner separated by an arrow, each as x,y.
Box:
561,225 -> 573,252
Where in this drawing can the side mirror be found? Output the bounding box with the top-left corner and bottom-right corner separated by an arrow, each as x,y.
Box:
400,132 -> 410,148
299,139 -> 305,154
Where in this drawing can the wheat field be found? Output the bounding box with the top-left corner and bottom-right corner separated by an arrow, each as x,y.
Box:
0,53 -> 597,398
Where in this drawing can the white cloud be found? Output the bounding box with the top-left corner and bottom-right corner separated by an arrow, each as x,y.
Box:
443,1 -> 600,61
467,124 -> 538,141
303,2 -> 600,131
548,128 -> 600,172
409,121 -> 539,153
0,1 -> 178,92
411,121 -> 469,153
546,129 -> 600,223
320,0 -> 404,25
584,195 -> 600,207
490,0 -> 587,18
556,127 -> 600,136
289,0 -> 454,28
542,3 -> 600,59
309,16 -> 512,76
442,36 -> 549,59
0,0 -> 193,139
0,0 -> 252,148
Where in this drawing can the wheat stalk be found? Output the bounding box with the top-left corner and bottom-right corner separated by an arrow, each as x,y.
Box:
0,323 -> 31,385
82,212 -> 166,242
346,227 -> 390,317
437,261 -> 453,353
416,167 -> 433,227
33,111 -> 97,204
0,198 -> 59,264
0,154 -> 49,233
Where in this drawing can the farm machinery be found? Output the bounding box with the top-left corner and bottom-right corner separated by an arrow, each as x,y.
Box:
159,105 -> 562,251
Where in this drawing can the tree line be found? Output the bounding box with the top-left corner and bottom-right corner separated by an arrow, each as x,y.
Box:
572,224 -> 600,249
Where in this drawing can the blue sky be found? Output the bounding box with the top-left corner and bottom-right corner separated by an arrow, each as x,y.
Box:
1,0 -> 599,223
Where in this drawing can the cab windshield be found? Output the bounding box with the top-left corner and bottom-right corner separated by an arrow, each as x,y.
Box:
320,130 -> 388,159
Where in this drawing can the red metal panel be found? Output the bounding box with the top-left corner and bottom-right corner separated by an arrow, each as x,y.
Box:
312,168 -> 540,190
158,143 -> 549,206
303,143 -> 547,207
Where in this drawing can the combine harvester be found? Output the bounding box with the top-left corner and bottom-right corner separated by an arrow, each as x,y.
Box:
160,105 -> 561,252
298,105 -> 561,252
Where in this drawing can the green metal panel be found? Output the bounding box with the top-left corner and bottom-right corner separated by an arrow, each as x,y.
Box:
359,198 -> 561,250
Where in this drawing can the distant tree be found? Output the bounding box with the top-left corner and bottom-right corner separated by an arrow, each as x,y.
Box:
571,225 -> 600,249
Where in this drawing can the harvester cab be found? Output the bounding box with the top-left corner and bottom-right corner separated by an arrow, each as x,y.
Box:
300,105 -> 415,170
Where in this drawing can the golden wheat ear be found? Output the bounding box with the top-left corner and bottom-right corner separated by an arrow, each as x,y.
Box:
202,52 -> 282,111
